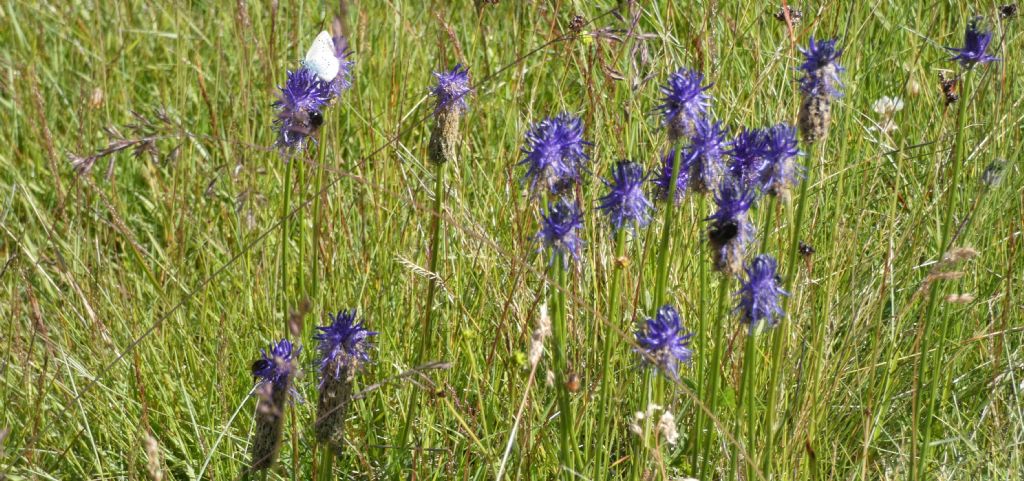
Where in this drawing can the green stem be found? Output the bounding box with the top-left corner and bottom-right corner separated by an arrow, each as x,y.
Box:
653,145 -> 684,309
398,161 -> 448,456
730,332 -> 758,480
279,157 -> 293,330
690,195 -> 707,471
552,257 -> 575,479
914,70 -> 970,481
312,135 -> 328,296
595,230 -> 627,481
699,276 -> 732,479
317,446 -> 335,481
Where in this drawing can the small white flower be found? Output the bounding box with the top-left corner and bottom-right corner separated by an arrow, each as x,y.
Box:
657,410 -> 679,445
872,96 -> 904,116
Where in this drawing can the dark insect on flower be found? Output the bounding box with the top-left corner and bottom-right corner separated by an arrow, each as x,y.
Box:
1000,3 -> 1019,19
938,72 -> 960,105
652,148 -> 691,204
798,240 -> 815,257
274,69 -> 333,150
248,339 -> 300,472
685,117 -> 729,194
773,6 -> 803,25
569,14 -> 586,33
707,180 -> 756,275
946,17 -> 999,69
634,304 -> 694,379
428,64 -> 471,164
519,113 -> 591,194
536,199 -> 585,265
734,254 -> 789,332
657,68 -> 713,142
314,310 -> 376,452
598,160 -> 653,232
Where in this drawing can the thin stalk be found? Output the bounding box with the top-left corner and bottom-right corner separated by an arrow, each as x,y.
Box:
914,71 -> 971,481
689,194 -> 707,471
279,157 -> 293,327
595,229 -> 627,481
763,141 -> 818,475
316,446 -> 334,481
730,332 -> 757,480
312,135 -> 328,295
552,257 -> 575,479
398,161 -> 448,454
653,145 -> 684,309
699,276 -> 732,479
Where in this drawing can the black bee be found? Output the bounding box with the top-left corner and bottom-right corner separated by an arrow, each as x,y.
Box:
798,240 -> 815,257
773,6 -> 803,25
279,108 -> 325,143
708,219 -> 739,245
938,72 -> 959,105
774,274 -> 784,285
1000,3 -> 1018,19
251,358 -> 272,377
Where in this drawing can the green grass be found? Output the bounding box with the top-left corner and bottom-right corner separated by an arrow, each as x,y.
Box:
1,1 -> 1021,479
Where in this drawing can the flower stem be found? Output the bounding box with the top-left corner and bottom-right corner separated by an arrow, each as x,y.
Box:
699,276 -> 731,479
595,229 -> 627,481
653,145 -> 684,309
913,70 -> 970,481
552,256 -> 575,479
398,160 -> 447,457
689,194 -> 707,471
279,157 -> 293,330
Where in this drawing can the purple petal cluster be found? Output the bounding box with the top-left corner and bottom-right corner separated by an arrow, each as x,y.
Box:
274,69 -> 332,149
598,161 -> 653,232
652,148 -> 690,204
314,310 -> 377,381
537,199 -> 585,265
759,124 -> 803,196
735,255 -> 789,332
727,127 -> 769,189
946,17 -> 999,68
685,117 -> 729,193
252,339 -> 301,389
329,35 -> 355,97
707,180 -> 757,275
798,37 -> 844,97
658,68 -> 713,141
430,64 -> 471,114
519,114 -> 591,193
634,304 -> 694,379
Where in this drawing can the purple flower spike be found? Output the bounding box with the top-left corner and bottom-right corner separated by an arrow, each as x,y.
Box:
727,127 -> 768,190
252,339 -> 301,389
635,304 -> 694,379
798,37 -> 845,97
652,148 -> 691,204
685,117 -> 729,194
274,69 -> 333,149
519,113 -> 591,194
537,199 -> 585,265
735,254 -> 789,332
707,180 -> 757,275
946,17 -> 999,69
598,160 -> 653,232
329,35 -> 355,97
658,68 -> 713,141
430,64 -> 471,114
760,123 -> 803,197
314,310 -> 377,382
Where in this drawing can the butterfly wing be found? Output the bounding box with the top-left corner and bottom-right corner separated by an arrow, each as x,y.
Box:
303,31 -> 340,82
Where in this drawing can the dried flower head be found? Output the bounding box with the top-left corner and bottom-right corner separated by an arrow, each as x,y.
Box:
634,304 -> 694,379
652,148 -> 691,204
707,180 -> 756,275
519,113 -> 591,193
537,199 -> 585,265
314,310 -> 376,452
735,254 -> 789,332
658,68 -> 713,142
685,117 -> 729,194
428,64 -> 471,164
946,17 -> 999,69
598,160 -> 653,232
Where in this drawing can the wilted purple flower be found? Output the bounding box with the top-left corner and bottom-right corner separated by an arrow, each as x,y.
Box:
798,37 -> 843,143
707,180 -> 756,276
274,69 -> 332,149
537,199 -> 585,265
428,64 -> 471,164
314,310 -> 376,452
598,161 -> 653,232
519,114 -> 591,194
759,124 -> 803,197
328,35 -> 355,97
430,64 -> 471,113
248,339 -> 300,471
946,17 -> 999,68
727,127 -> 768,189
685,117 -> 729,194
798,37 -> 844,97
315,310 -> 377,381
652,148 -> 690,204
735,254 -> 789,332
634,304 -> 694,379
658,68 -> 713,142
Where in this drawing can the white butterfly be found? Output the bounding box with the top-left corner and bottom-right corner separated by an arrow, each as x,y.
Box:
303,31 -> 339,82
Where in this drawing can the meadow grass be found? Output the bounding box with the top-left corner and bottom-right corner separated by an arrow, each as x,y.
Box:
1,1 -> 1022,479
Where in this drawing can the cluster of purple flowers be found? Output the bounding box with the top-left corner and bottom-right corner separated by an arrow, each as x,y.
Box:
725,123 -> 803,198
273,32 -> 354,151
